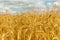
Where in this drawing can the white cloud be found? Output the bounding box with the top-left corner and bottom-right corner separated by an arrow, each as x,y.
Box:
0,2 -> 4,7
27,4 -> 33,7
0,0 -> 53,13
0,0 -> 4,1
4,7 -> 10,10
0,5 -> 4,8
18,0 -> 28,2
47,2 -> 52,6
34,1 -> 46,8
55,0 -> 60,1
54,2 -> 60,6
7,0 -> 29,2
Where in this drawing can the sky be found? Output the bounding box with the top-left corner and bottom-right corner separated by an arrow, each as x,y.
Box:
0,0 -> 60,13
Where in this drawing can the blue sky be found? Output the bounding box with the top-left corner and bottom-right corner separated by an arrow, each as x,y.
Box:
0,0 -> 60,13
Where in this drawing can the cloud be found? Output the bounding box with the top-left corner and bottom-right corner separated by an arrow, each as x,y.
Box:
54,1 -> 60,6
0,0 -> 59,13
0,3 -> 4,8
5,0 -> 29,2
0,0 -> 4,1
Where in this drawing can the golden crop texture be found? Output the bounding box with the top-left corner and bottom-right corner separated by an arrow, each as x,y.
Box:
0,10 -> 60,40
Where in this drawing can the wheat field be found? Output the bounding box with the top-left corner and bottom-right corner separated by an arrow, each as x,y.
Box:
0,10 -> 60,40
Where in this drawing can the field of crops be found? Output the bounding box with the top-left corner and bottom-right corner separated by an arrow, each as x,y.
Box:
0,9 -> 60,40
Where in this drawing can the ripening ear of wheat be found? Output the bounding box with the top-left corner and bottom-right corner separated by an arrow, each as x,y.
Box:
0,10 -> 60,40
